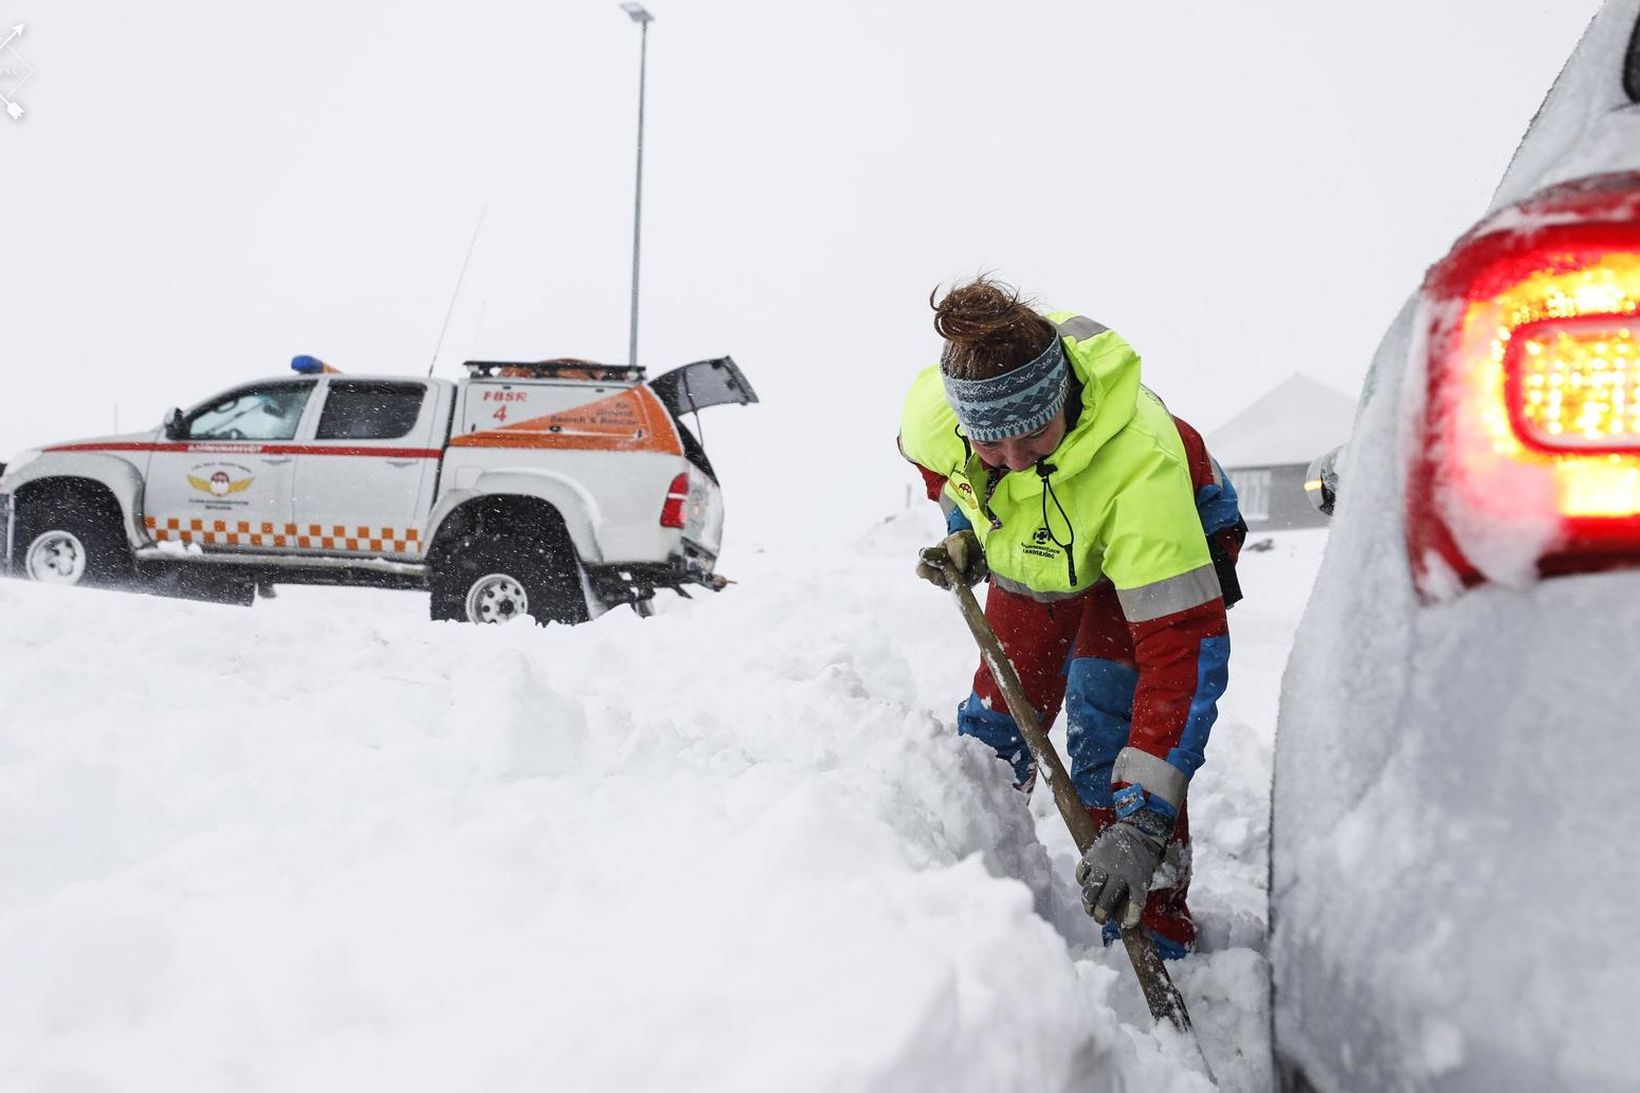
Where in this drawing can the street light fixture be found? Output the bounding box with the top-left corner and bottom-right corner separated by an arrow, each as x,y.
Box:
621,3 -> 654,368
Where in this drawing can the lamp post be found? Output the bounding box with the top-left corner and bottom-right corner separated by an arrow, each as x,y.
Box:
620,2 -> 653,368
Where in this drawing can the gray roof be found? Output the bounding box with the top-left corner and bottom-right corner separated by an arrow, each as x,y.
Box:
1205,373 -> 1357,468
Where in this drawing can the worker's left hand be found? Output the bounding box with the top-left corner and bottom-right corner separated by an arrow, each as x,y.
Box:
915,530 -> 988,589
1075,808 -> 1172,928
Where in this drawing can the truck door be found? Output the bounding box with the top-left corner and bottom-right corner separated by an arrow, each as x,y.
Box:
142,380 -> 314,550
291,380 -> 441,558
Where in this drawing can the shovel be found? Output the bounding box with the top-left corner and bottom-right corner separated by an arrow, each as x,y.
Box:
934,557 -> 1214,1076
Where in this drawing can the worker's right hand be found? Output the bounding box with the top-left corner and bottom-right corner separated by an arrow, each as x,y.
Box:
1076,816 -> 1168,929
915,530 -> 988,589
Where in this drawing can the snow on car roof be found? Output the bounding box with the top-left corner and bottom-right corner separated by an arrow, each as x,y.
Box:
1492,0 -> 1640,210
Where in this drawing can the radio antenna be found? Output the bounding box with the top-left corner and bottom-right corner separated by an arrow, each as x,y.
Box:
428,200 -> 489,377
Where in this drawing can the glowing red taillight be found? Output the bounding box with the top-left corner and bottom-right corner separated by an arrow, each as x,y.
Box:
1506,316 -> 1640,453
1408,172 -> 1640,600
659,472 -> 690,529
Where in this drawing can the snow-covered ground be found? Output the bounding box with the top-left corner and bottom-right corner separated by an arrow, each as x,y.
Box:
0,516 -> 1326,1093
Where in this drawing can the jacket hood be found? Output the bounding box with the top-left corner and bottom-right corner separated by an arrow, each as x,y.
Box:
978,315 -> 1144,500
1048,318 -> 1142,483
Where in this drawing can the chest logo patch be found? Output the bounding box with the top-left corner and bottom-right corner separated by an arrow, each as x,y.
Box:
1022,526 -> 1060,560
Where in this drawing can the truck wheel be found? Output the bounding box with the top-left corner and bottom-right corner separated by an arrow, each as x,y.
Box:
15,494 -> 134,588
430,535 -> 589,626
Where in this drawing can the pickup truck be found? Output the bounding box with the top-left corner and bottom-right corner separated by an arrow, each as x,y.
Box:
0,355 -> 758,623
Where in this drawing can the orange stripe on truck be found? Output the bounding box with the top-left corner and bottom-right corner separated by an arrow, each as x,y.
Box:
449,387 -> 683,456
147,520 -> 424,554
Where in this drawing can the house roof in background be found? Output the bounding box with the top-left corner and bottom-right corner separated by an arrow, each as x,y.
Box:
1205,373 -> 1357,468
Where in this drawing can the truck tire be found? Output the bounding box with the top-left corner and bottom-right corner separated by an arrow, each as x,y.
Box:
429,534 -> 589,626
14,492 -> 135,588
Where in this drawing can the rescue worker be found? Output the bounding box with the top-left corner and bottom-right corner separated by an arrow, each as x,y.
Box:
899,277 -> 1244,957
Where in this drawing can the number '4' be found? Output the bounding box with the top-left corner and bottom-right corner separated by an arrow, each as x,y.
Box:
493,406 -> 508,423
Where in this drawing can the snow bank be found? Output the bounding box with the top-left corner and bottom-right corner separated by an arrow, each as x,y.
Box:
0,515 -> 1324,1092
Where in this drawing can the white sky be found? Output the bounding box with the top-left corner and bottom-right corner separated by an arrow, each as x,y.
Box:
0,0 -> 1602,556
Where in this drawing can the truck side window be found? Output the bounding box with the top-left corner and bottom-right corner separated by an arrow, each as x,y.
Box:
187,381 -> 315,441
315,382 -> 426,441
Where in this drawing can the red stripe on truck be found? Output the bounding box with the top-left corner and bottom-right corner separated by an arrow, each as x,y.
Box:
46,442 -> 443,459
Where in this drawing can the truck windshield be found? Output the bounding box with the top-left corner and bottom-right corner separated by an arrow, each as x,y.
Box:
188,382 -> 315,441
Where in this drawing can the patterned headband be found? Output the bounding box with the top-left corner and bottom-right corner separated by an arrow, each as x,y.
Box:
940,336 -> 1069,443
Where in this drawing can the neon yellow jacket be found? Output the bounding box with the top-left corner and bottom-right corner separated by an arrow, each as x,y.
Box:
899,313 -> 1221,619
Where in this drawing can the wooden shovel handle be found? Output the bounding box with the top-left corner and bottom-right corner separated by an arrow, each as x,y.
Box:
938,561 -> 1198,1039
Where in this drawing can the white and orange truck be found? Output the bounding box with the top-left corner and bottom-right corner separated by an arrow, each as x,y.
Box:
0,355 -> 757,623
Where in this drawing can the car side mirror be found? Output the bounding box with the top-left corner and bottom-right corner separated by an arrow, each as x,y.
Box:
1305,445 -> 1343,517
163,408 -> 186,441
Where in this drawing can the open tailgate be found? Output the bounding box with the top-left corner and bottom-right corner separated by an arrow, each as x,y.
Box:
648,356 -> 758,417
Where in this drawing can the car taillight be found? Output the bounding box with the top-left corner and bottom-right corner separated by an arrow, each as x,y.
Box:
659,472 -> 690,529
1408,172 -> 1640,600
1506,316 -> 1640,453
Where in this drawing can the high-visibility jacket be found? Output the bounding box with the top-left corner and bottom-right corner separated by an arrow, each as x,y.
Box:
899,312 -> 1223,613
899,312 -> 1235,815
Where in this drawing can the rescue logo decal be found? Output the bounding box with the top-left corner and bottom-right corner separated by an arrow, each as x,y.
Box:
188,466 -> 255,497
450,387 -> 683,456
1022,526 -> 1061,561
185,462 -> 255,508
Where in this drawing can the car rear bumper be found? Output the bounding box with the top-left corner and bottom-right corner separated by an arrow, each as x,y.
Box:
1272,571 -> 1640,1090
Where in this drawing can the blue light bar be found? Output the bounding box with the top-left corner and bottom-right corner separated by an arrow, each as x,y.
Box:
291,355 -> 326,375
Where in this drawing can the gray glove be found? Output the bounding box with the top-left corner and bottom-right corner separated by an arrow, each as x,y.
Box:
915,530 -> 988,589
1075,808 -> 1172,928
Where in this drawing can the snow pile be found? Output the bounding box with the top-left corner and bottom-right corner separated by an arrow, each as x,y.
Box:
0,515 -> 1325,1092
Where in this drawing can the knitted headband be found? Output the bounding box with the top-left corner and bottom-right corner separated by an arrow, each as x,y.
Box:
940,335 -> 1069,443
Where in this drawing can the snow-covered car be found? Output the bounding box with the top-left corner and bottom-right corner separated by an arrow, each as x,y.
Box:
0,356 -> 756,623
1271,4 -> 1640,1091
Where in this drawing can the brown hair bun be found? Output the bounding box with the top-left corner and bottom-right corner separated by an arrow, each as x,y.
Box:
931,276 -> 1057,381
